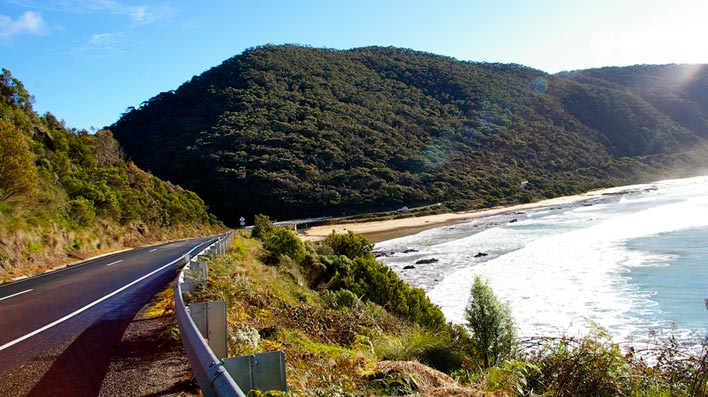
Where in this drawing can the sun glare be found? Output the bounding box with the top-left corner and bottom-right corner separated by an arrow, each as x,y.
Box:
589,0 -> 708,69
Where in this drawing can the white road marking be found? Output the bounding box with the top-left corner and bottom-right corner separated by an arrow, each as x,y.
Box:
149,249 -> 158,252
105,260 -> 123,267
0,256 -> 184,352
0,289 -> 33,302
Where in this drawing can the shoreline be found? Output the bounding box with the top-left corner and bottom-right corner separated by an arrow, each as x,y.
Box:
299,183 -> 656,243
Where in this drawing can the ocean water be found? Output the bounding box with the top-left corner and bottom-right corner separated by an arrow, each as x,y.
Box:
375,176 -> 708,347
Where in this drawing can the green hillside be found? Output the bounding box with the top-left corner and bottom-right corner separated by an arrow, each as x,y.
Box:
0,69 -> 222,280
110,45 -> 708,225
560,64 -> 708,139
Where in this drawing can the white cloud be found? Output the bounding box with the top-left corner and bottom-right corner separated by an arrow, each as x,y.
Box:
77,31 -> 127,57
5,1 -> 170,52
9,0 -> 171,26
78,1 -> 170,25
0,11 -> 47,41
125,5 -> 153,24
89,31 -> 124,45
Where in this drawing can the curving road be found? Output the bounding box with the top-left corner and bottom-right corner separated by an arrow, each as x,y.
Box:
0,236 -> 217,396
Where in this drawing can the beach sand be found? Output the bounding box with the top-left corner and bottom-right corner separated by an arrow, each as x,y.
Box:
299,183 -> 654,243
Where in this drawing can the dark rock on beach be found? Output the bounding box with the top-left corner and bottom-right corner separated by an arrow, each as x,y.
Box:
374,249 -> 419,258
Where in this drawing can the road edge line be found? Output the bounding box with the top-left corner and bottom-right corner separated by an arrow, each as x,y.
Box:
0,241 -> 208,352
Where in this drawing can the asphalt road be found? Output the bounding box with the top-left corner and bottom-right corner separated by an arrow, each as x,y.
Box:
0,236 -> 217,396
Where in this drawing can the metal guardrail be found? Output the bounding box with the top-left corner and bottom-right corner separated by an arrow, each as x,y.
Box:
175,232 -> 246,397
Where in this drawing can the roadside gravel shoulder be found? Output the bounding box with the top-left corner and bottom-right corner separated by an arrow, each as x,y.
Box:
99,296 -> 201,396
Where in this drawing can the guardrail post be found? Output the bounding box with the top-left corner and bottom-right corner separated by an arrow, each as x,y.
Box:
182,260 -> 208,294
193,260 -> 208,281
188,301 -> 228,360
223,351 -> 287,394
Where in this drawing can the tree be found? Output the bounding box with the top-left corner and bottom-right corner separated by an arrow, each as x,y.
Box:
0,119 -> 38,201
93,129 -> 123,167
465,276 -> 516,368
0,68 -> 33,110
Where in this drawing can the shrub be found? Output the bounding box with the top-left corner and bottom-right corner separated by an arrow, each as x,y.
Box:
230,326 -> 260,354
625,331 -> 708,397
323,230 -> 373,259
263,227 -> 305,265
465,276 -> 516,369
251,214 -> 275,239
118,189 -> 148,223
333,255 -> 446,330
485,360 -> 543,396
321,289 -> 358,310
66,196 -> 96,227
527,326 -> 630,397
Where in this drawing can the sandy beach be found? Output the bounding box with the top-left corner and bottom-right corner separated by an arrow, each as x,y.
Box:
299,183 -> 655,243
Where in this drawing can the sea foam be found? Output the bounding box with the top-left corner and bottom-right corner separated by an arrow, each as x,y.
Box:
377,176 -> 708,345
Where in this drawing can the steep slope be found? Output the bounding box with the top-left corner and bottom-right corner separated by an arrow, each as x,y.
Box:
0,69 -> 222,280
110,45 -> 708,225
560,64 -> 708,139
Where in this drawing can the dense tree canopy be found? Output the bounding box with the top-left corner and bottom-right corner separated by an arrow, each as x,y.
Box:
110,45 -> 708,224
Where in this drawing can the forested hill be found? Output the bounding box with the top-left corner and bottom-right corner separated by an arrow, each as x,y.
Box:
0,69 -> 221,280
560,65 -> 708,140
110,45 -> 708,225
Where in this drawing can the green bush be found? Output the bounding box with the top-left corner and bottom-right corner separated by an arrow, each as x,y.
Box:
323,230 -> 373,259
66,196 -> 96,227
528,326 -> 630,397
251,214 -> 275,239
465,277 -> 516,369
118,189 -> 148,223
333,255 -> 446,330
321,289 -> 358,310
485,360 -> 542,396
251,215 -> 305,265
263,227 -> 305,265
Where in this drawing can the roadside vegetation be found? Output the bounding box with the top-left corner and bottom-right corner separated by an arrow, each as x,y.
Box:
0,69 -> 222,281
192,221 -> 708,396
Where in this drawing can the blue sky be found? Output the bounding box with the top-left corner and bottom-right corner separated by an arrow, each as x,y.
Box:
2,0 -> 707,131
